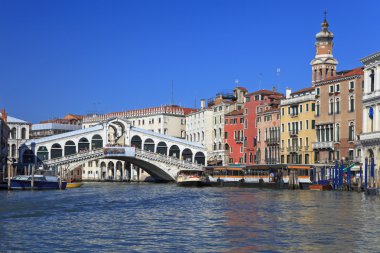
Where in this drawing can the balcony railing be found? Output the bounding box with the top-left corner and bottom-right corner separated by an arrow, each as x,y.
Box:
289,130 -> 298,137
312,141 -> 334,149
360,131 -> 380,142
265,139 -> 280,145
235,137 -> 244,143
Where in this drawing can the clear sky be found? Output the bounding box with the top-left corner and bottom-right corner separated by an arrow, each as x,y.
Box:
1,0 -> 379,123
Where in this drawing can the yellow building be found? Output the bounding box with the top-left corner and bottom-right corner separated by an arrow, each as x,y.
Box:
280,87 -> 316,164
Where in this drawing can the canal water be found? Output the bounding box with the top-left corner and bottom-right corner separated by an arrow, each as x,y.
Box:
1,183 -> 380,252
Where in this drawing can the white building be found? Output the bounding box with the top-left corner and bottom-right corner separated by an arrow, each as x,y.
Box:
359,51 -> 380,186
0,112 -> 31,166
186,99 -> 214,160
0,110 -> 10,181
209,87 -> 247,165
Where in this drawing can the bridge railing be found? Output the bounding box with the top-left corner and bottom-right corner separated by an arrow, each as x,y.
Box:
43,148 -> 104,166
135,149 -> 204,170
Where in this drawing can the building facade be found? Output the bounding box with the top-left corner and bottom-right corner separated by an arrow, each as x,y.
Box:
313,67 -> 364,164
208,87 -> 247,165
359,51 -> 380,185
224,109 -> 244,164
243,89 -> 283,165
280,88 -> 316,164
255,93 -> 283,164
30,123 -> 82,139
0,112 -> 31,167
185,99 -> 214,161
0,110 -> 10,181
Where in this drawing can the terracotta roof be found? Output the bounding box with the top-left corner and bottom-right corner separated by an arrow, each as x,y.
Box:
290,87 -> 314,96
235,86 -> 248,92
245,89 -> 283,97
315,66 -> 364,85
225,109 -> 244,116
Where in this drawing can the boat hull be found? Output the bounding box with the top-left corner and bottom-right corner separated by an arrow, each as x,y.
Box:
177,181 -> 208,187
66,182 -> 83,188
309,184 -> 332,191
10,180 -> 67,190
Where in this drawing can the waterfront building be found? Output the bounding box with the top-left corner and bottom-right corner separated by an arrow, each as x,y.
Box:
0,112 -> 31,167
82,105 -> 195,139
40,114 -> 83,125
30,123 -> 82,139
359,51 -> 380,183
208,87 -> 247,165
185,99 -> 214,161
255,92 -> 283,164
224,109 -> 244,164
0,109 -> 10,181
243,89 -> 283,165
280,87 -> 316,164
313,67 -> 364,164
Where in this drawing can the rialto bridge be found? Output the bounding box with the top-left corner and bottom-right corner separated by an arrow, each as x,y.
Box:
20,118 -> 206,181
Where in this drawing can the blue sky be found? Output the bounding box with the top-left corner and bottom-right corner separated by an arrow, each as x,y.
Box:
1,0 -> 379,123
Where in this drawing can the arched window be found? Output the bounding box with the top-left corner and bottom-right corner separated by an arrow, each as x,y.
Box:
335,124 -> 340,142
349,96 -> 355,112
143,138 -> 155,152
21,127 -> 26,139
131,135 -> 142,149
213,143 -> 217,151
11,144 -> 16,158
214,129 -> 216,138
335,98 -> 340,114
91,135 -> 103,150
218,142 -> 222,150
316,100 -> 320,116
182,148 -> 193,162
329,99 -> 334,114
10,128 -> 16,139
349,122 -> 355,141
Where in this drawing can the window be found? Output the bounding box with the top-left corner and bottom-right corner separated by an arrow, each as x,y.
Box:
288,107 -> 290,115
281,124 -> 284,132
306,104 -> 309,112
329,99 -> 334,114
300,105 -> 303,113
306,137 -> 309,147
370,70 -> 375,92
335,83 -> 340,92
349,81 -> 355,90
336,124 -> 340,141
349,122 -> 355,141
282,108 -> 284,116
349,96 -> 355,112
306,120 -> 309,130
299,121 -> 303,131
311,103 -> 315,111
316,87 -> 320,95
329,85 -> 334,93
224,132 -> 228,139
335,98 -> 340,114
316,101 -> 320,116
348,150 -> 354,161
312,120 -> 315,129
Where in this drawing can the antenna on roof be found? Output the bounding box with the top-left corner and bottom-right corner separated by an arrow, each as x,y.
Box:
276,68 -> 281,92
171,80 -> 174,105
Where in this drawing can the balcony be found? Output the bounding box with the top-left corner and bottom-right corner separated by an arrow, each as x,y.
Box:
290,113 -> 299,118
235,137 -> 244,143
360,131 -> 380,142
265,158 -> 279,164
363,90 -> 380,103
288,146 -> 299,153
265,139 -> 280,145
289,130 -> 298,137
353,156 -> 362,163
312,141 -> 334,150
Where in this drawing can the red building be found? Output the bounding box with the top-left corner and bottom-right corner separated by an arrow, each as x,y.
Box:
243,89 -> 283,164
224,109 -> 244,164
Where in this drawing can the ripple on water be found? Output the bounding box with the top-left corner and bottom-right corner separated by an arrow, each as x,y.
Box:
1,183 -> 380,252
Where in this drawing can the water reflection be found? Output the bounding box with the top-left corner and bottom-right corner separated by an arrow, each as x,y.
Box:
1,184 -> 380,252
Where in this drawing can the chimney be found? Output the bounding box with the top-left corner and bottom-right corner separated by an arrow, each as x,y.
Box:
200,99 -> 205,109
286,88 -> 292,99
1,108 -> 7,123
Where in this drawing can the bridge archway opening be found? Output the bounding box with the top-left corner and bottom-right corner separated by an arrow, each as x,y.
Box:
144,138 -> 155,152
100,161 -> 107,179
116,161 -> 123,180
131,135 -> 142,149
169,145 -> 180,158
51,143 -> 63,159
64,140 -> 76,156
108,161 -> 115,180
37,146 -> 49,162
23,149 -> 34,164
92,135 -> 103,150
182,148 -> 193,162
194,152 -> 205,165
156,142 -> 167,155
78,137 -> 90,152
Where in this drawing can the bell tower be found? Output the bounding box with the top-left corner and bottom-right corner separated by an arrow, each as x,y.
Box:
310,11 -> 338,86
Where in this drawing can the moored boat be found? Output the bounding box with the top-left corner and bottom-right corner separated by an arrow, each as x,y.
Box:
205,166 -> 244,186
66,182 -> 83,188
9,175 -> 67,190
176,170 -> 209,187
